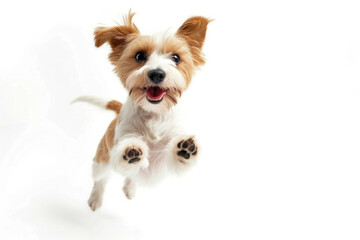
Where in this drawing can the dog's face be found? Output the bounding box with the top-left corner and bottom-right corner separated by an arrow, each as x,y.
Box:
94,13 -> 210,113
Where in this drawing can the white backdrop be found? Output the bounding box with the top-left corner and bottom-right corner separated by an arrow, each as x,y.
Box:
0,0 -> 359,239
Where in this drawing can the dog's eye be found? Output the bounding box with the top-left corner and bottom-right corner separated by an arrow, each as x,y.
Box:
171,54 -> 181,65
135,51 -> 147,62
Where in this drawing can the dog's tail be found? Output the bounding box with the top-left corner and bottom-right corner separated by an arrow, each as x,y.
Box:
71,96 -> 122,114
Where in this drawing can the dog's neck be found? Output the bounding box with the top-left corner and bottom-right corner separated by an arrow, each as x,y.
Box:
118,98 -> 178,143
126,98 -> 175,119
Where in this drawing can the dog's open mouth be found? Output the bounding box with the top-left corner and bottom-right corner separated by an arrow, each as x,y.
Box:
144,86 -> 166,104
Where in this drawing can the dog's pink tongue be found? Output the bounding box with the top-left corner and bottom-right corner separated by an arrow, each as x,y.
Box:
145,86 -> 166,101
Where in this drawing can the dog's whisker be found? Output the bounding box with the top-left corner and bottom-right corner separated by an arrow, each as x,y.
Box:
166,93 -> 178,105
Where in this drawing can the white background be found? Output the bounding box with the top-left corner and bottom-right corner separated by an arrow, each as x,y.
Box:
0,0 -> 359,239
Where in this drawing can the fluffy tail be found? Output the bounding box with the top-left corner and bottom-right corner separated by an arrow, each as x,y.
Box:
71,96 -> 122,114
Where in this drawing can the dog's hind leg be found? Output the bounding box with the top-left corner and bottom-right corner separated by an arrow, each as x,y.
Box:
88,162 -> 110,211
88,176 -> 108,211
122,177 -> 137,200
88,131 -> 112,211
87,117 -> 117,211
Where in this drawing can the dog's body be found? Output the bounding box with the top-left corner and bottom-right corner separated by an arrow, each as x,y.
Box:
76,12 -> 210,211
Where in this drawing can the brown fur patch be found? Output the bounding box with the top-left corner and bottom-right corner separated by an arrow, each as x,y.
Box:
176,16 -> 211,66
94,114 -> 121,163
106,100 -> 122,114
94,11 -> 140,65
116,36 -> 156,86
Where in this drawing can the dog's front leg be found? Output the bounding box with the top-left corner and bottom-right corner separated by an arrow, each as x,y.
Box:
110,136 -> 149,177
168,135 -> 199,174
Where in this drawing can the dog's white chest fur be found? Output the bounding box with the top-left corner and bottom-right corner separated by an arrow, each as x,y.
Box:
112,99 -> 182,185
115,99 -> 179,143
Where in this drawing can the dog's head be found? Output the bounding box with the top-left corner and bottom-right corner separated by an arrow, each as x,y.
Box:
94,12 -> 210,113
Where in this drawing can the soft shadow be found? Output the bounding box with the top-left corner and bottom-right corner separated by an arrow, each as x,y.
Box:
18,199 -> 142,240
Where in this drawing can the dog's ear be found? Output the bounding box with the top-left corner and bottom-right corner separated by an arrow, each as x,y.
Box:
94,12 -> 140,50
176,16 -> 211,66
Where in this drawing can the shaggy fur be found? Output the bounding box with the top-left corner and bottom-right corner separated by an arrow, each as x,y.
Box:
74,11 -> 210,211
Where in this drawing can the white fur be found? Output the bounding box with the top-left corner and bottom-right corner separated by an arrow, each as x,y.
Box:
91,161 -> 110,181
122,178 -> 136,200
71,96 -> 109,109
88,177 -> 107,211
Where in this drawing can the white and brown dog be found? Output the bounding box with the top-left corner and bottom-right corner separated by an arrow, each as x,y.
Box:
75,12 -> 210,211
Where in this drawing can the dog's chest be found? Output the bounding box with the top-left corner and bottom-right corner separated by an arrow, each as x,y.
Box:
142,117 -> 172,143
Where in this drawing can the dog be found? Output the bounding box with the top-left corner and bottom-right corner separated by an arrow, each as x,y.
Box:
74,12 -> 210,211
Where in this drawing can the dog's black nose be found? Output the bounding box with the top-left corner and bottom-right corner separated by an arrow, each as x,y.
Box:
148,69 -> 166,84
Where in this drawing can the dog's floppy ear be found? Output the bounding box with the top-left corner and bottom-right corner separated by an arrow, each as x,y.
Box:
176,16 -> 211,66
94,12 -> 140,49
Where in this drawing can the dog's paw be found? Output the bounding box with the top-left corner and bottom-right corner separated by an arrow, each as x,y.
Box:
176,137 -> 198,163
123,147 -> 143,164
88,191 -> 103,211
110,138 -> 149,176
123,178 -> 136,200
